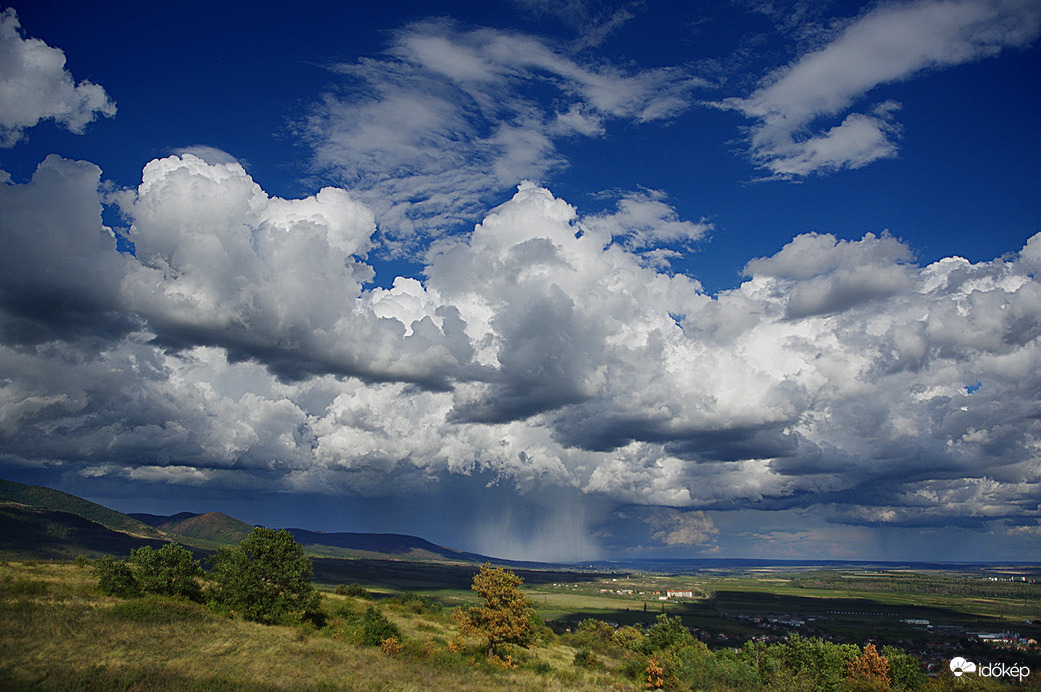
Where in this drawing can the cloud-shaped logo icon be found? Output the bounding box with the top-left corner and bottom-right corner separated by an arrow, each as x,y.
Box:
950,657 -> 977,677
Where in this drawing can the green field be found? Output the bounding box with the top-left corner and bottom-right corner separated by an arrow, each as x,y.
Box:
519,569 -> 1041,642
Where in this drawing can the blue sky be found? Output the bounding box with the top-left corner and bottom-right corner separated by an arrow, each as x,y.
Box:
1,0 -> 1040,562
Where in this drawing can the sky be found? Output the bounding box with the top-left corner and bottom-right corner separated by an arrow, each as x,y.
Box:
1,0 -> 1040,563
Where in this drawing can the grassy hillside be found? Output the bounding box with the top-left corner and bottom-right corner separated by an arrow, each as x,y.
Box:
0,561 -> 628,691
0,478 -> 163,540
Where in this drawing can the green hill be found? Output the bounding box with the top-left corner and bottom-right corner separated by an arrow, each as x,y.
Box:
0,478 -> 164,540
143,511 -> 254,547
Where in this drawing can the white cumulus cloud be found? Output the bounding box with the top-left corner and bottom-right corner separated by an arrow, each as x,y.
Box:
0,9 -> 115,146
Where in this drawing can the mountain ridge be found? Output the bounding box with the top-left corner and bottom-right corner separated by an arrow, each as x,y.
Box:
1,478 -> 526,565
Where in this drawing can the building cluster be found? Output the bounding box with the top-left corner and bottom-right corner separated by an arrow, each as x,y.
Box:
595,587 -> 697,600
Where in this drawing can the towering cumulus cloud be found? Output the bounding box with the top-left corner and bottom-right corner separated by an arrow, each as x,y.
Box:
119,154 -> 472,386
0,155 -> 130,345
4,164 -> 1040,554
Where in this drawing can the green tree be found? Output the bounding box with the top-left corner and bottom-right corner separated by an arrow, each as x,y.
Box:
335,583 -> 369,598
130,543 -> 202,601
642,612 -> 695,653
210,527 -> 321,625
881,646 -> 927,691
738,639 -> 784,685
574,618 -> 617,652
454,563 -> 538,658
780,634 -> 860,692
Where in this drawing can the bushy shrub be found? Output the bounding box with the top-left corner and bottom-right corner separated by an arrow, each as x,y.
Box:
845,643 -> 891,691
380,635 -> 402,655
396,591 -> 442,614
573,618 -> 618,653
688,645 -> 761,691
882,645 -> 928,691
93,544 -> 202,602
93,556 -> 140,598
613,624 -> 644,650
361,605 -> 401,646
130,544 -> 202,601
779,634 -> 859,692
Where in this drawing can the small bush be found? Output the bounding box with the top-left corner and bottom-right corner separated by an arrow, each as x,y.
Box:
335,583 -> 369,598
646,655 -> 666,689
613,624 -> 644,649
533,661 -> 552,675
640,613 -> 693,653
396,591 -> 442,614
361,605 -> 401,646
573,648 -> 598,667
380,636 -> 403,655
